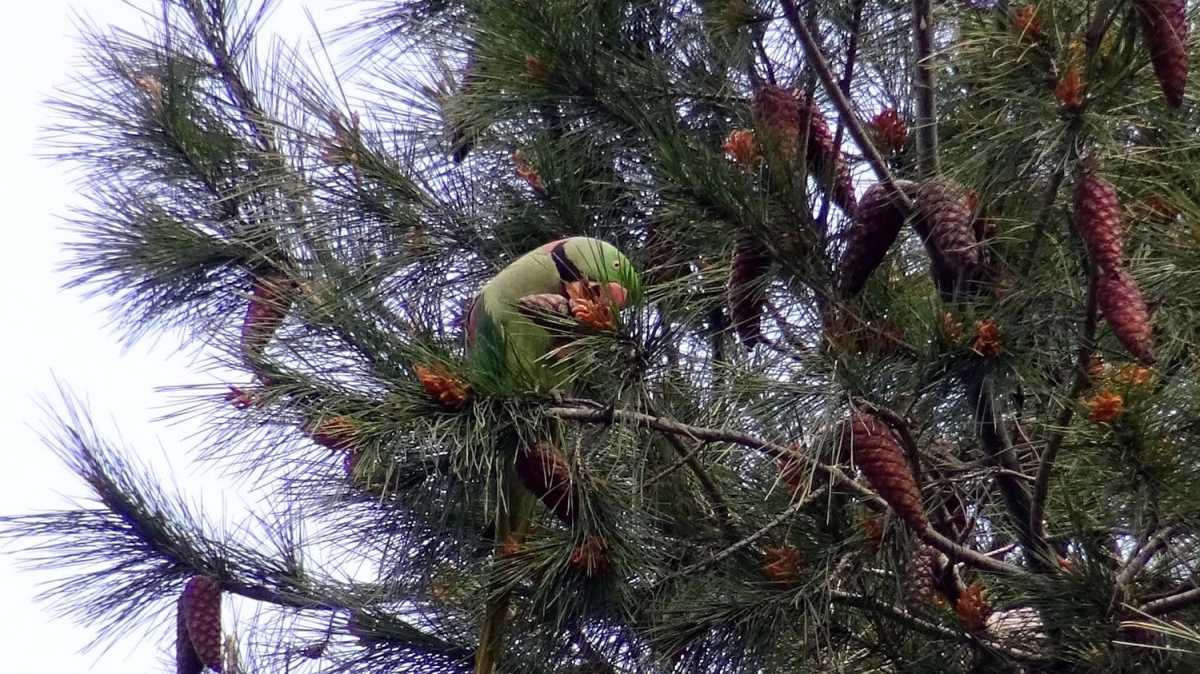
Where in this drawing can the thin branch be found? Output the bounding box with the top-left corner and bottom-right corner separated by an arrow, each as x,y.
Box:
546,402 -> 1025,576
664,486 -> 828,582
1030,271 -> 1098,540
829,591 -> 1046,661
969,378 -> 1048,569
778,0 -> 913,211
911,0 -> 938,175
657,427 -> 742,543
1140,585 -> 1200,617
1116,524 -> 1182,589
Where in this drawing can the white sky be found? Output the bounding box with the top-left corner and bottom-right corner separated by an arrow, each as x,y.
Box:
0,1 -> 349,670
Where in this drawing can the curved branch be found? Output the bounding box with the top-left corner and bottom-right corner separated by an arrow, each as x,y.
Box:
546,402 -> 1025,576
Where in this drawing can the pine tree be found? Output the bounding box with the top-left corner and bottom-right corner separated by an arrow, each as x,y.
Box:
12,0 -> 1200,672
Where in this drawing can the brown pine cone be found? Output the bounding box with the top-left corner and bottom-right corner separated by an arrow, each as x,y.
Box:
905,545 -> 945,609
1073,173 -> 1125,272
240,270 -> 294,366
801,102 -> 857,216
845,412 -> 928,531
1135,0 -> 1188,108
176,608 -> 205,674
728,234 -> 771,347
838,182 -> 907,296
514,441 -> 577,525
179,576 -> 223,671
1097,269 -> 1156,365
753,85 -> 801,160
913,178 -> 980,296
518,292 -> 572,327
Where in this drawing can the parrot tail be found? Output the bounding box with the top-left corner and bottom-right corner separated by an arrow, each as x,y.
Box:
475,468 -> 533,674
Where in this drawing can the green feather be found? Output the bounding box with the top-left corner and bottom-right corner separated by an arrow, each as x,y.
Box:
465,237 -> 639,674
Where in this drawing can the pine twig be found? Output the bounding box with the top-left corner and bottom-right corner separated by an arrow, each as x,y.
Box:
778,0 -> 913,211
546,401 -> 1024,576
1140,585 -> 1200,617
1030,272 -> 1098,542
1116,524 -> 1182,589
663,486 -> 828,583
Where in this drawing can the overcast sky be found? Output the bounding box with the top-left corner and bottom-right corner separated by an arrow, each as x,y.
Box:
0,1 -> 347,670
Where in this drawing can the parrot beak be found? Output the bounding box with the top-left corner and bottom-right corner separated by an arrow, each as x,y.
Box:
603,282 -> 629,309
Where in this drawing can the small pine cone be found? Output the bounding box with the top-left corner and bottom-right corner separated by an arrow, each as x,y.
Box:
905,545 -> 945,608
514,441 -> 577,525
177,608 -> 204,674
753,85 -> 801,160
838,182 -> 906,295
518,292 -> 572,327
913,178 -> 979,285
728,234 -> 772,347
1073,173 -> 1125,272
179,576 -> 223,671
846,413 -> 928,531
801,103 -> 857,216
1097,269 -> 1156,365
1135,0 -> 1188,107
240,270 -> 295,366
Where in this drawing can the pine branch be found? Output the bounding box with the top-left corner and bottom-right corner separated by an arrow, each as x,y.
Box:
778,0 -> 913,211
911,0 -> 938,176
1140,585 -> 1200,617
546,400 -> 1024,576
662,485 -> 828,583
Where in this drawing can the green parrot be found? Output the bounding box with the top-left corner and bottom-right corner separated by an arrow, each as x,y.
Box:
464,237 -> 640,674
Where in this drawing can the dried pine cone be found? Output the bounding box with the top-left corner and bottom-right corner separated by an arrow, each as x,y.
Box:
839,182 -> 907,296
1073,173 -> 1125,272
1135,0 -> 1188,107
570,535 -> 610,577
956,581 -> 993,632
728,234 -> 772,347
177,608 -> 205,674
517,292 -> 572,327
240,270 -> 294,366
1097,269 -> 1156,365
179,576 -> 223,671
801,102 -> 857,216
762,543 -> 803,586
905,545 -> 945,608
515,441 -> 577,525
846,412 -> 928,531
913,178 -> 980,294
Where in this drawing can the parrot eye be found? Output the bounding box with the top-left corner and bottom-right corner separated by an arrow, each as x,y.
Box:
611,259 -> 621,270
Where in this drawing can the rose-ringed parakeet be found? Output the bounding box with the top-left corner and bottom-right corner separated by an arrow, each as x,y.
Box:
465,237 -> 640,674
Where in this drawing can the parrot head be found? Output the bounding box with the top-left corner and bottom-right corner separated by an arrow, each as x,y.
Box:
553,237 -> 642,310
